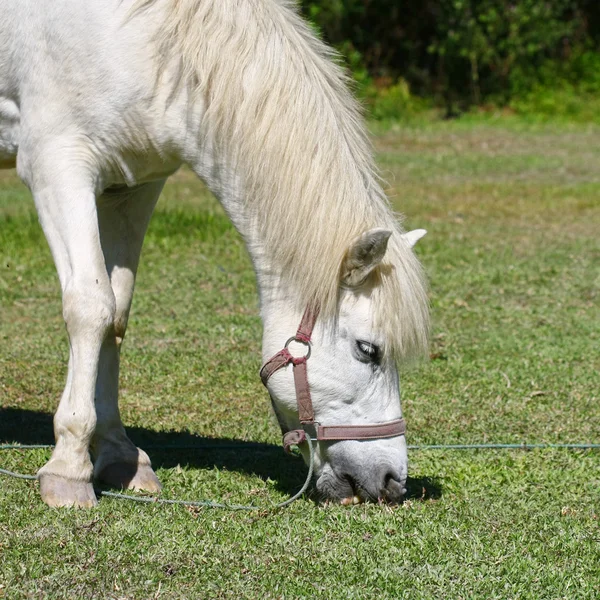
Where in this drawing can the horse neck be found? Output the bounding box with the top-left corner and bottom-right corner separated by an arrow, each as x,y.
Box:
255,262 -> 309,360
156,1 -> 427,359
159,0 -> 385,323
181,146 -> 297,343
215,180 -> 307,354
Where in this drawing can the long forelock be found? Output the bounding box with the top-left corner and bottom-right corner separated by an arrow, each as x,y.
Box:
140,0 -> 429,359
371,235 -> 430,361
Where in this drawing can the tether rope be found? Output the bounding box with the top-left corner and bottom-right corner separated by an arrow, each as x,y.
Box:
0,441 -> 315,511
1,441 -> 599,509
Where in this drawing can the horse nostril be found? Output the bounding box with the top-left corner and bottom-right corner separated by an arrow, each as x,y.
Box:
380,472 -> 405,504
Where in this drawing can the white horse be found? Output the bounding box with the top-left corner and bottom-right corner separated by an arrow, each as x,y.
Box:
0,0 -> 429,507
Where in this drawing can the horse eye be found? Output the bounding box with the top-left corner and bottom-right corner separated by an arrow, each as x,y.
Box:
356,340 -> 380,362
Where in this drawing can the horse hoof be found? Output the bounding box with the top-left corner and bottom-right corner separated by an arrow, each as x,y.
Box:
97,462 -> 162,493
39,474 -> 98,508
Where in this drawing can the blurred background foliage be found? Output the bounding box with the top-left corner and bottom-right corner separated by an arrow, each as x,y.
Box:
299,0 -> 600,120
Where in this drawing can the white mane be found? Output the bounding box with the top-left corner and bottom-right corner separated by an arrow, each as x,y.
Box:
136,0 -> 429,359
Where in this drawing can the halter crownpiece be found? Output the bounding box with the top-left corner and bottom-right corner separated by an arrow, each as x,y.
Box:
260,306 -> 406,453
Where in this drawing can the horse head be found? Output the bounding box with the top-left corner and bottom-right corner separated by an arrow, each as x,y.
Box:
262,228 -> 427,504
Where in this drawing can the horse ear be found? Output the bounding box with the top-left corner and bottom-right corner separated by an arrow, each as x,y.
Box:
401,229 -> 427,248
340,228 -> 392,287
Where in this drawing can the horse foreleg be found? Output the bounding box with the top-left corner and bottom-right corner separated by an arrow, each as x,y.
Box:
91,181 -> 165,492
24,159 -> 115,507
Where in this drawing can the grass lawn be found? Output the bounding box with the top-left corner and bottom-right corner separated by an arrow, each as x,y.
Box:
1,120 -> 599,599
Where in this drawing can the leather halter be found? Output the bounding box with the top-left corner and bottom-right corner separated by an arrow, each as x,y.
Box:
260,307 -> 406,452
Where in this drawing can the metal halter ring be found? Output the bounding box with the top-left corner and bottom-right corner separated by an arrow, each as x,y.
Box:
284,336 -> 311,360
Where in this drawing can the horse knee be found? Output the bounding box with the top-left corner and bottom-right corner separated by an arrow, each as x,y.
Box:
62,281 -> 116,341
54,399 -> 97,443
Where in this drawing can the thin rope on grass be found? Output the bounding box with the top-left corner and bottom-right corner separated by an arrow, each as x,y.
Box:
0,440 -> 316,511
1,440 -> 599,509
2,442 -> 600,452
408,443 -> 600,450
99,439 -> 315,510
0,444 -> 54,450
0,468 -> 38,481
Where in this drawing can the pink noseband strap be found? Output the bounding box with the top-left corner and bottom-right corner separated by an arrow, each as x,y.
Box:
260,306 -> 406,452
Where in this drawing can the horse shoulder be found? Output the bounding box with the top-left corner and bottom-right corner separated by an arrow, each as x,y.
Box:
4,2 -> 182,185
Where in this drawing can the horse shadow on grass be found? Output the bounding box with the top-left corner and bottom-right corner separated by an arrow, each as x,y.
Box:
0,406 -> 442,502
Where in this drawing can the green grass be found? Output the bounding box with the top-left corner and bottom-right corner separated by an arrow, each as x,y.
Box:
1,120 -> 599,599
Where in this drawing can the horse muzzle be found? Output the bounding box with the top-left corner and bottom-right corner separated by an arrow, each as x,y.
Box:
314,440 -> 408,503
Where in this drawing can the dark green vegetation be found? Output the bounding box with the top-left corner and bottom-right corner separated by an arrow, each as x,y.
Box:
1,122 -> 599,598
301,0 -> 600,119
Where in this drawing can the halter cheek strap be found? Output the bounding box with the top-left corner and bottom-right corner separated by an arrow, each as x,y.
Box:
260,307 -> 406,452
